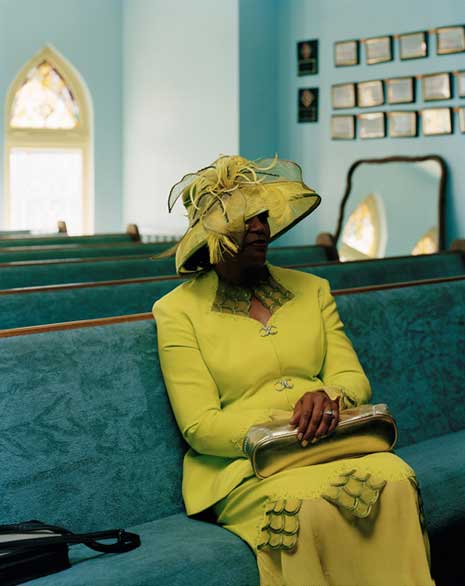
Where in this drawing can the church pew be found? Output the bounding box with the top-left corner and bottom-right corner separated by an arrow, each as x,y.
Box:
0,223 -> 141,246
0,229 -> 31,235
0,241 -> 176,262
0,244 -> 337,289
0,277 -> 464,585
300,248 -> 465,290
0,250 -> 464,328
0,242 -> 335,264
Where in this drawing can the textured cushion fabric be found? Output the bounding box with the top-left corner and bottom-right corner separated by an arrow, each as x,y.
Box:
0,279 -> 182,329
397,430 -> 465,536
2,253 -> 465,330
304,251 -> 465,290
0,242 -> 173,262
0,257 -> 177,289
0,234 -> 134,247
268,244 -> 331,265
398,431 -> 465,586
337,279 -> 465,446
0,245 -> 329,290
27,514 -> 258,586
0,243 -> 330,264
0,320 -> 186,531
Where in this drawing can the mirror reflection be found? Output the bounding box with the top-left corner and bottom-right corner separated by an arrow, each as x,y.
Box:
336,157 -> 445,261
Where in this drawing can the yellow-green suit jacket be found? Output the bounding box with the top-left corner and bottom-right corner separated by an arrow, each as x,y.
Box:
153,264 -> 371,515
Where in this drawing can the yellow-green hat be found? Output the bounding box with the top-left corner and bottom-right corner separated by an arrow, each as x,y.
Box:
164,155 -> 320,275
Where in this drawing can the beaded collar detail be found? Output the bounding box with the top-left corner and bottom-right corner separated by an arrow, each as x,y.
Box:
212,270 -> 295,317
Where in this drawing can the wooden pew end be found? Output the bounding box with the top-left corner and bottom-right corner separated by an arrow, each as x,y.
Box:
450,239 -> 465,254
57,220 -> 68,234
316,232 -> 339,261
127,223 -> 141,241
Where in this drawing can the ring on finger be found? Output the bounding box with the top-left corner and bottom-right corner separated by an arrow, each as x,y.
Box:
323,409 -> 335,418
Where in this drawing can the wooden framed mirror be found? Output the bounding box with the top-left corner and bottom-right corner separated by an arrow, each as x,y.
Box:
325,155 -> 447,261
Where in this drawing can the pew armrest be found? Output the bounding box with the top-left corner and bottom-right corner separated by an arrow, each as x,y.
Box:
450,239 -> 465,255
316,232 -> 339,261
127,223 -> 141,241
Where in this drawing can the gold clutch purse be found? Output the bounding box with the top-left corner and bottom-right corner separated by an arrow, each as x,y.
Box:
243,403 -> 398,479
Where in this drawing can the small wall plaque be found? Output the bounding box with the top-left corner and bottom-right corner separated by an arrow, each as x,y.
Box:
421,108 -> 452,135
386,77 -> 415,104
364,35 -> 393,65
399,31 -> 428,60
332,83 -> 357,109
359,112 -> 385,138
334,40 -> 359,66
436,26 -> 465,55
388,111 -> 417,137
331,115 -> 356,139
297,40 -> 319,75
422,72 -> 451,101
298,88 -> 319,122
357,80 -> 385,108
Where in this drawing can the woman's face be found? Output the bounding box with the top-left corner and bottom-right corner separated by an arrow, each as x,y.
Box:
238,211 -> 270,268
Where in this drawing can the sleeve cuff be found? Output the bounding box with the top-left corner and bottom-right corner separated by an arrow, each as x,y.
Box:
322,385 -> 358,410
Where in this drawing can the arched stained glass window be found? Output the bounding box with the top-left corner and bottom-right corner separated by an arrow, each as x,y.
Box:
4,46 -> 93,234
10,60 -> 80,129
339,193 -> 386,261
412,227 -> 438,255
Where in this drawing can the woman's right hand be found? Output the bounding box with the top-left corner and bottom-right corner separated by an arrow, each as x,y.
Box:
290,390 -> 340,447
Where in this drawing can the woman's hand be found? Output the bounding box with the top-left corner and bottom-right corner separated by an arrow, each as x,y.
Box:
290,391 -> 340,447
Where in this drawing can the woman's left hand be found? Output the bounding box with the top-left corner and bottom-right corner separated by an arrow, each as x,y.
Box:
290,390 -> 340,447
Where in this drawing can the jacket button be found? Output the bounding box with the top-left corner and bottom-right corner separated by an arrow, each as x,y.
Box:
274,378 -> 293,391
260,325 -> 278,337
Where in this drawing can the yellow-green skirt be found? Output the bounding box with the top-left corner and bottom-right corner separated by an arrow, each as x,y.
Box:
214,452 -> 434,586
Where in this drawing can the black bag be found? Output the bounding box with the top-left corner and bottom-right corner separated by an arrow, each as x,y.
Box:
0,520 -> 141,586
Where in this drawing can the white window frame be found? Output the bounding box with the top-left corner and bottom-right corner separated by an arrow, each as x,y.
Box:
4,45 -> 94,232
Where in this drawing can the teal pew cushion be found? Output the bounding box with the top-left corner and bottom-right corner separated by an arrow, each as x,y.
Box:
0,234 -> 134,247
0,257 -> 177,289
397,429 -> 465,536
337,279 -> 465,446
3,253 -> 464,330
27,514 -> 258,586
398,430 -> 465,585
0,321 -> 185,531
304,252 -> 465,290
0,245 -> 330,289
268,245 -> 330,265
0,279 -> 183,329
0,242 -> 174,262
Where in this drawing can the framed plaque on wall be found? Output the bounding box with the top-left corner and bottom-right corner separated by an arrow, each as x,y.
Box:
357,80 -> 385,108
436,26 -> 465,55
334,40 -> 359,66
421,108 -> 452,135
298,88 -> 319,122
422,72 -> 452,101
364,35 -> 393,64
332,83 -> 357,109
386,77 -> 415,104
388,111 -> 418,137
399,31 -> 428,60
297,40 -> 319,75
331,115 -> 356,139
359,112 -> 386,138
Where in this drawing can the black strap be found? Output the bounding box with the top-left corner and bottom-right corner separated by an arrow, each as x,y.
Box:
0,522 -> 140,554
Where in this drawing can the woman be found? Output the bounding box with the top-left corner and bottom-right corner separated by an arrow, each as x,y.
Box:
153,156 -> 434,586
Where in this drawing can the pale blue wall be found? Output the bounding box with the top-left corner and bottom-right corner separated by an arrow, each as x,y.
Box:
270,0 -> 465,246
239,0 -> 278,159
0,0 -> 123,232
122,0 -> 239,237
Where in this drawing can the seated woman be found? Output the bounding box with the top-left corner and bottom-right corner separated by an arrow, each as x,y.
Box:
153,156 -> 434,586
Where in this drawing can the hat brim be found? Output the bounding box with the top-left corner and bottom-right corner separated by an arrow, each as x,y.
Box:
175,182 -> 321,275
